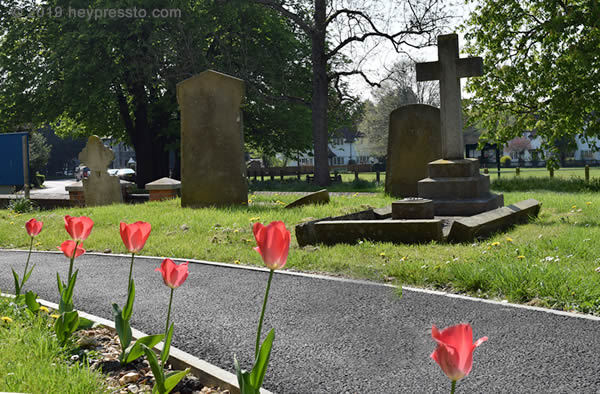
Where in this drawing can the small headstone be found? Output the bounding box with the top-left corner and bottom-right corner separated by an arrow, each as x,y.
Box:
285,189 -> 330,209
78,136 -> 122,206
177,69 -> 248,207
385,104 -> 442,197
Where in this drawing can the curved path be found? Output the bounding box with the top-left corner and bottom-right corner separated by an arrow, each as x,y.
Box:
0,251 -> 598,393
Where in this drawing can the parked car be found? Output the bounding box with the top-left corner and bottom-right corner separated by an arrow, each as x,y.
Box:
75,166 -> 90,181
108,168 -> 136,182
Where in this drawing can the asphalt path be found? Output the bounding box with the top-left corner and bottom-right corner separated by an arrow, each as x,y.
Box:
0,251 -> 598,393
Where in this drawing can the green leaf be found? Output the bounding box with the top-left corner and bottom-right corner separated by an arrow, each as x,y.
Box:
12,268 -> 20,296
59,270 -> 78,313
122,334 -> 164,364
249,328 -> 275,390
123,279 -> 135,320
141,344 -> 165,393
77,317 -> 95,330
234,355 -> 256,394
164,368 -> 190,393
24,291 -> 40,312
54,311 -> 79,343
22,264 -> 35,286
112,303 -> 132,351
56,272 -> 64,294
161,323 -> 174,364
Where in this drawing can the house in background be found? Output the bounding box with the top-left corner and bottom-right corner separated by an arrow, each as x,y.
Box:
290,127 -> 377,167
101,138 -> 136,169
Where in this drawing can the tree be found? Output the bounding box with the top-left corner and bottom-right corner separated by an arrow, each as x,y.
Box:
463,0 -> 600,170
0,1 -> 314,187
506,136 -> 531,164
246,0 -> 448,185
29,131 -> 51,179
358,60 -> 438,156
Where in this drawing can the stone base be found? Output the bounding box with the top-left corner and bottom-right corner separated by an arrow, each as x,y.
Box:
432,193 -> 504,216
314,220 -> 443,245
392,198 -> 434,219
448,199 -> 540,242
418,175 -> 490,199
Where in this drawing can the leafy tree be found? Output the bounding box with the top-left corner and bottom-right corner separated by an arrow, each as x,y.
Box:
29,131 -> 51,179
358,60 -> 438,156
506,136 -> 531,163
247,0 -> 448,185
463,0 -> 599,170
0,1 -> 314,187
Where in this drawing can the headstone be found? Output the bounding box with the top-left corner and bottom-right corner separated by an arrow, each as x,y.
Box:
385,104 -> 441,197
177,70 -> 247,207
78,135 -> 122,206
285,189 -> 330,209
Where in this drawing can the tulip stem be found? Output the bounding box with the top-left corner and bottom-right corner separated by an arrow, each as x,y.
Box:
164,288 -> 174,342
255,269 -> 274,360
127,253 -> 135,293
20,237 -> 34,292
67,241 -> 79,282
451,380 -> 456,394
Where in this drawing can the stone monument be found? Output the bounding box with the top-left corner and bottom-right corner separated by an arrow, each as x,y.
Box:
385,104 -> 441,197
177,70 -> 248,208
79,135 -> 122,206
415,34 -> 503,216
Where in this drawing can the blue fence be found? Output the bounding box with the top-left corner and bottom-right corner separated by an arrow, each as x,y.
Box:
0,132 -> 29,186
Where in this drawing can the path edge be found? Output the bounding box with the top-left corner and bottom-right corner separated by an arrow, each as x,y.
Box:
1,292 -> 272,394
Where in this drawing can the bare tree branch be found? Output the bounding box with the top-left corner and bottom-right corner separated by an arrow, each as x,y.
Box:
250,0 -> 313,34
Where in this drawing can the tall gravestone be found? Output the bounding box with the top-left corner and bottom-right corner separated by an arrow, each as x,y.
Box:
79,135 -> 122,206
177,70 -> 248,207
385,104 -> 442,197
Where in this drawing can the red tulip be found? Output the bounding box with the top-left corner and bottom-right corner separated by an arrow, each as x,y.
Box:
431,324 -> 488,381
64,215 -> 94,241
252,221 -> 290,270
25,218 -> 43,237
58,240 -> 85,259
155,259 -> 189,289
120,221 -> 151,253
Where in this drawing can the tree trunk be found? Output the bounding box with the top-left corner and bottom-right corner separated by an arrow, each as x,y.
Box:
311,0 -> 330,186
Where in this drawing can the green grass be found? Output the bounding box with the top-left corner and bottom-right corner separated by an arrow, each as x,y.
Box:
248,174 -> 384,192
1,191 -> 600,315
0,297 -> 107,393
481,166 -> 600,180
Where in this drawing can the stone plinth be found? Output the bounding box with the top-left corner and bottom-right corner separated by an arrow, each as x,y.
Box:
392,198 -> 434,219
285,189 -> 329,209
385,104 -> 441,197
177,70 -> 247,208
417,158 -> 503,216
66,181 -> 84,206
448,199 -> 540,242
314,220 -> 443,245
146,177 -> 181,201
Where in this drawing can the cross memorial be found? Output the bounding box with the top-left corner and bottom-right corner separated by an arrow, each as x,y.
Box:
416,34 -> 483,160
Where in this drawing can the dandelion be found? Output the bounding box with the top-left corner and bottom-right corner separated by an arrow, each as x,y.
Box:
517,255 -> 525,259
248,199 -> 253,204
9,222 -> 13,225
249,216 -> 260,222
233,229 -> 239,233
505,237 -> 513,243
352,192 -> 358,197
399,256 -> 407,262
491,241 -> 500,247
379,252 -> 386,257
39,306 -> 49,313
571,205 -> 577,209
234,260 -> 241,264
1,316 -> 13,323
586,201 -> 592,206
50,314 -> 60,319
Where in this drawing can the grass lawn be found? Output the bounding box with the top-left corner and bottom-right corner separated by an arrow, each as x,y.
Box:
0,297 -> 106,393
1,188 -> 600,316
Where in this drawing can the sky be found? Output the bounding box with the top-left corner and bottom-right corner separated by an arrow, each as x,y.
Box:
340,0 -> 479,100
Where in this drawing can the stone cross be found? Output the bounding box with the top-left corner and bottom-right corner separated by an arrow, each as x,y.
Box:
416,34 -> 483,159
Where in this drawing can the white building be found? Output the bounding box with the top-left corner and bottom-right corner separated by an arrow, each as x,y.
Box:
289,127 -> 377,167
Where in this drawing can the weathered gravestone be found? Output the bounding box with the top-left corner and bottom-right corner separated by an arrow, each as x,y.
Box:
177,70 -> 248,207
79,135 -> 122,206
385,104 -> 441,197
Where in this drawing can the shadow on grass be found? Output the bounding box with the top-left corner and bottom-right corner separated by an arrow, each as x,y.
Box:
248,178 -> 383,193
491,176 -> 600,193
